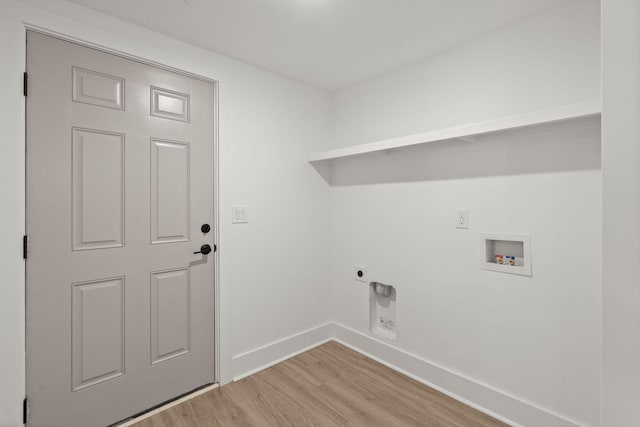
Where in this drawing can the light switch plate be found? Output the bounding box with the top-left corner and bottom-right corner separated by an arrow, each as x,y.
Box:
232,205 -> 248,224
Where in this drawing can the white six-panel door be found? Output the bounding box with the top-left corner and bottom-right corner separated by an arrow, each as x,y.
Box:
26,31 -> 216,427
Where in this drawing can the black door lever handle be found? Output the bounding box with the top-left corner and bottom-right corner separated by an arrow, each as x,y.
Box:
194,244 -> 212,255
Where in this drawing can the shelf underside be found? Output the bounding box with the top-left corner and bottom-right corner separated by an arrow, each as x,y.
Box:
309,100 -> 602,163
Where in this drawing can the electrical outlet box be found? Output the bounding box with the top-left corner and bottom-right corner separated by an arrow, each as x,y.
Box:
455,208 -> 469,229
354,266 -> 368,283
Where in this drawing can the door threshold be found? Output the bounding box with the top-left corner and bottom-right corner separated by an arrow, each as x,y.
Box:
114,383 -> 219,427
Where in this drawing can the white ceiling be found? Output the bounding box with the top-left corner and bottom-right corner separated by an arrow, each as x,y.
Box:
49,0 -> 573,91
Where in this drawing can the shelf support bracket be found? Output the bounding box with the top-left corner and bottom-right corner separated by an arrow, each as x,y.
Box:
457,135 -> 477,143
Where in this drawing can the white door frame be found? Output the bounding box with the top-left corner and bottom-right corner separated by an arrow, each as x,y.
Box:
23,23 -> 221,389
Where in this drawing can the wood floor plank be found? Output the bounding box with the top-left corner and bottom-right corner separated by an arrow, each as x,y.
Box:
131,341 -> 508,427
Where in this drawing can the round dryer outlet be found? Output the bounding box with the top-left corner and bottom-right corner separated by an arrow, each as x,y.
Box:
354,266 -> 368,283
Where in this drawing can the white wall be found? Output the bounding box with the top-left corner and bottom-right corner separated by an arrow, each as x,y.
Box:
330,0 -> 601,149
602,1 -> 640,425
328,1 -> 602,426
0,1 -> 609,426
0,1 -> 331,426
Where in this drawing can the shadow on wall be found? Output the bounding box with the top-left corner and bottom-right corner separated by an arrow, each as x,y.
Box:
312,116 -> 601,185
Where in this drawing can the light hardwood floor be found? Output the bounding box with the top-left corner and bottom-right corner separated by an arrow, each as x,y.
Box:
133,341 -> 508,426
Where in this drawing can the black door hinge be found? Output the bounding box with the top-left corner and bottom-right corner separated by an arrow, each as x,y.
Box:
23,236 -> 28,260
23,72 -> 28,97
23,398 -> 29,424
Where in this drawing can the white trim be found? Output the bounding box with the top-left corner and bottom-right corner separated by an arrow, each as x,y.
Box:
107,320 -> 589,426
212,69 -> 221,386
331,323 -> 584,427
115,383 -> 219,427
231,323 -> 334,381
229,322 -> 586,427
25,24 -> 219,85
113,322 -> 583,427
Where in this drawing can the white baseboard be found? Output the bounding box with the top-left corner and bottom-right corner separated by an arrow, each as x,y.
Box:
231,322 -> 334,381
331,323 -> 583,427
230,322 -> 584,427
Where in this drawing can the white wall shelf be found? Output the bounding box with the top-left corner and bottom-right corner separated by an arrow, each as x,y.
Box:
309,100 -> 601,163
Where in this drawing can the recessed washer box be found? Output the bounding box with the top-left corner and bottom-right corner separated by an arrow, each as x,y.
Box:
481,233 -> 532,277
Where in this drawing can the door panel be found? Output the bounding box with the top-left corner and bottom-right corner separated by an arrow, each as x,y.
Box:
72,67 -> 125,110
151,268 -> 191,364
26,31 -> 216,427
150,86 -> 190,122
72,277 -> 125,391
150,139 -> 190,244
72,128 -> 125,250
